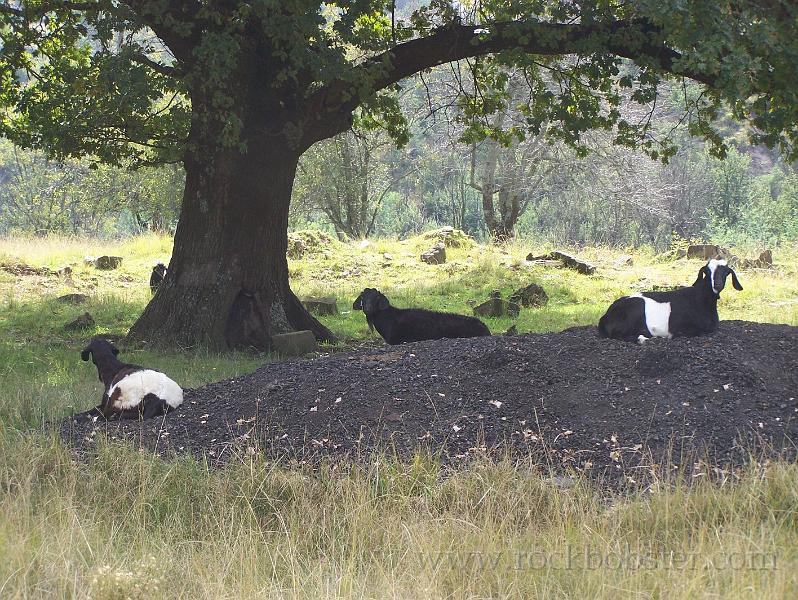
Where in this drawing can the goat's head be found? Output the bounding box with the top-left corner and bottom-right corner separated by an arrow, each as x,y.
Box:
152,263 -> 167,278
353,288 -> 390,316
81,338 -> 120,380
693,259 -> 743,295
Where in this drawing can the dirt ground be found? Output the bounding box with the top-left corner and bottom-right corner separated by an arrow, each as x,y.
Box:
60,321 -> 798,481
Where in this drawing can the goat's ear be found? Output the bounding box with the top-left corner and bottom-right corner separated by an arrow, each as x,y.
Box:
693,266 -> 707,286
352,294 -> 363,310
80,348 -> 91,361
377,295 -> 389,310
729,269 -> 743,291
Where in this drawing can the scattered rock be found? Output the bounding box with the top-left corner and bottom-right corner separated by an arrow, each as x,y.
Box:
509,283 -> 549,308
382,253 -> 393,261
57,293 -> 89,305
473,290 -> 520,318
421,242 -> 446,264
526,251 -> 596,275
302,297 -> 338,316
358,240 -> 371,249
738,249 -> 774,269
56,265 -> 73,277
95,256 -> 123,270
270,330 -> 319,356
83,256 -> 96,266
65,312 -> 95,331
613,255 -> 633,267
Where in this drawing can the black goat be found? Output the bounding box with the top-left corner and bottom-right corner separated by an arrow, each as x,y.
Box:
149,262 -> 167,293
353,288 -> 490,345
77,338 -> 183,420
598,258 -> 743,343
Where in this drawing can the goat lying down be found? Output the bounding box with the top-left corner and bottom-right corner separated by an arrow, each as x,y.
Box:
598,258 -> 743,344
353,288 -> 490,345
77,338 -> 183,420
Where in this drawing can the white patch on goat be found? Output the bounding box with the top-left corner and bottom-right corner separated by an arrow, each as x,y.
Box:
630,293 -> 672,339
707,258 -> 727,294
107,370 -> 183,410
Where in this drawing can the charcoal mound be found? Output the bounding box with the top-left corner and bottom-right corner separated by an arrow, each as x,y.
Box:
60,321 -> 798,477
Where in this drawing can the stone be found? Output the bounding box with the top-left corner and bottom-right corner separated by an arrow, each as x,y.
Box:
473,290 -> 519,318
738,249 -> 773,269
505,300 -> 521,318
549,251 -> 596,275
270,330 -> 318,356
509,283 -> 549,308
57,293 -> 89,305
287,238 -> 306,259
526,251 -> 595,275
95,256 -> 123,270
302,297 -> 338,316
473,291 -> 503,317
686,244 -> 723,260
421,242 -> 446,264
65,312 -> 95,331
56,265 -> 73,276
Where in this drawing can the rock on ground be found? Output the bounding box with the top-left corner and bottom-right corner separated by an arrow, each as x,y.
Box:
60,321 -> 798,479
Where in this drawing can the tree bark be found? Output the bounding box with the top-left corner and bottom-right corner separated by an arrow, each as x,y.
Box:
128,97 -> 335,350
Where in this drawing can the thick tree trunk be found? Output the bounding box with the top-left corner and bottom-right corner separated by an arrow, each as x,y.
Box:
128,105 -> 335,350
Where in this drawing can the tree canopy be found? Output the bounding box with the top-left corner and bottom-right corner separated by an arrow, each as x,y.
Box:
2,1 -> 796,166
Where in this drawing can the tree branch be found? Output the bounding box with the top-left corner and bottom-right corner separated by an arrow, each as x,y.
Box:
130,52 -> 180,77
321,18 -> 717,114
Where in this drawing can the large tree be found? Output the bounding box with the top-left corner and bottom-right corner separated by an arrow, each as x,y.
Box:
1,1 -> 796,349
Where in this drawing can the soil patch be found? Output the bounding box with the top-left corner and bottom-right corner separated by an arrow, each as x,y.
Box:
0,262 -> 52,276
60,321 -> 798,479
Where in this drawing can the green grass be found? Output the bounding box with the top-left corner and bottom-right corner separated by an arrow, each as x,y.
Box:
0,232 -> 797,598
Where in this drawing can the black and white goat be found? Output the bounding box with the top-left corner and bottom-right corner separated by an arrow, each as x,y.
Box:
598,258 -> 743,344
149,262 -> 167,293
353,288 -> 490,345
78,338 -> 183,420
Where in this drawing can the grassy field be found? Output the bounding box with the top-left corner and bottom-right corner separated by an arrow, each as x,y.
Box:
0,232 -> 797,598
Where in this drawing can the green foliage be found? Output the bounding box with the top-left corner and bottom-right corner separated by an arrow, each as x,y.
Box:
0,140 -> 183,236
1,1 -> 797,167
